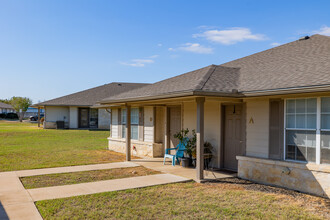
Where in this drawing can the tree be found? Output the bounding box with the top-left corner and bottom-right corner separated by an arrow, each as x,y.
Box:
0,99 -> 11,104
10,97 -> 33,122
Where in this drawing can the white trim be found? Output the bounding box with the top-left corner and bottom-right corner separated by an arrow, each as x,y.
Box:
316,97 -> 321,164
285,128 -> 316,131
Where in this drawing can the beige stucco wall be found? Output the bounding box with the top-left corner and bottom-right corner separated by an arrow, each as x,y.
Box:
69,107 -> 78,129
205,101 -> 221,168
237,156 -> 330,198
144,106 -> 154,143
98,109 -> 110,129
44,106 -> 69,129
245,98 -> 270,158
183,102 -> 196,131
183,101 -> 221,168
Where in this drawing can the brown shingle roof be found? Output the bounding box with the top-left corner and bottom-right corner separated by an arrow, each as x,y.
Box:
0,102 -> 13,109
221,34 -> 330,92
101,34 -> 330,103
34,82 -> 149,106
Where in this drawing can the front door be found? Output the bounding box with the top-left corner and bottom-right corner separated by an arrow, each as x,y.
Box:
79,108 -> 89,128
169,106 -> 181,150
223,104 -> 244,171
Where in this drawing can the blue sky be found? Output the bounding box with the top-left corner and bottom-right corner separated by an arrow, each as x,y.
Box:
0,0 -> 329,103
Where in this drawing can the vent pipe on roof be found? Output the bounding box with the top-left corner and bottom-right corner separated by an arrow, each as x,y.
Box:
299,36 -> 310,41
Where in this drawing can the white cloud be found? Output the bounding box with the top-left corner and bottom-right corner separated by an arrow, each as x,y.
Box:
270,42 -> 281,47
313,26 -> 330,36
169,43 -> 213,54
194,27 -> 267,45
120,58 -> 154,67
149,55 -> 159,58
157,43 -> 163,47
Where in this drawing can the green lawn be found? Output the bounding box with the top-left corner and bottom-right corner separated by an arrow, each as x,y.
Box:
0,121 -> 125,171
36,182 -> 328,220
20,166 -> 160,189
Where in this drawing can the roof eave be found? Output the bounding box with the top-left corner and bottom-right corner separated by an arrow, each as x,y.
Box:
242,84 -> 330,97
32,104 -> 92,107
99,90 -> 242,105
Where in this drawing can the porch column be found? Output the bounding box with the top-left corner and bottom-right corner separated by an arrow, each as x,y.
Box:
126,105 -> 131,161
196,97 -> 205,181
164,106 -> 170,151
37,107 -> 40,127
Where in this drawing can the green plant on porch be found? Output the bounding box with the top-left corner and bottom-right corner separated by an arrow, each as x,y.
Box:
173,129 -> 213,161
173,128 -> 194,158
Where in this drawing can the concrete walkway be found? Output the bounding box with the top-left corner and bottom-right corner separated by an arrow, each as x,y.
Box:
14,161 -> 140,177
0,172 -> 42,220
133,158 -> 236,181
0,161 -> 190,220
28,174 -> 189,201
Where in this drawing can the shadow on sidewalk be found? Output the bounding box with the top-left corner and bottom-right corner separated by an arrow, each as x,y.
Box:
0,201 -> 9,220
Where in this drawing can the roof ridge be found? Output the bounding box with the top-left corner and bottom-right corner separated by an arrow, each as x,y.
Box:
194,65 -> 217,90
196,64 -> 217,90
220,34 -> 330,68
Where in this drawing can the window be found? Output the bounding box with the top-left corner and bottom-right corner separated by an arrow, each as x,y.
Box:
285,97 -> 330,164
131,108 -> 139,140
285,98 -> 316,162
121,108 -> 139,140
321,98 -> 330,164
89,109 -> 98,128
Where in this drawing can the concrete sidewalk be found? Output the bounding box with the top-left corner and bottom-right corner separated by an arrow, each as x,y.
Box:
0,172 -> 42,220
15,161 -> 139,177
0,161 -> 190,219
28,173 -> 189,201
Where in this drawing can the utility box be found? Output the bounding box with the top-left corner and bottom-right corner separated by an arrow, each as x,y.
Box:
56,121 -> 65,129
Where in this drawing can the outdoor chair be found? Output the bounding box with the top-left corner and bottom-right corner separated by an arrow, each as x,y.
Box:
163,138 -> 189,166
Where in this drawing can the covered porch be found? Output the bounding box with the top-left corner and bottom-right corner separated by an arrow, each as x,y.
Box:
132,157 -> 236,181
107,95 -> 245,182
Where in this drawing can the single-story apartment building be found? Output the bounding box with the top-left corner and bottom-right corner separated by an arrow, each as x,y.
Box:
0,102 -> 14,113
33,82 -> 149,129
98,34 -> 330,198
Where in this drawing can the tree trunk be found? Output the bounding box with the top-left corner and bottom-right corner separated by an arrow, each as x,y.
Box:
19,112 -> 25,122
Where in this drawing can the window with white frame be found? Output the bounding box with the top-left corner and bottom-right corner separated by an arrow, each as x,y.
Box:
321,98 -> 330,164
285,97 -> 330,164
121,108 -> 139,140
285,98 -> 317,162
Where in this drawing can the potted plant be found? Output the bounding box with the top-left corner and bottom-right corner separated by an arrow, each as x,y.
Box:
173,128 -> 190,167
191,140 -> 213,169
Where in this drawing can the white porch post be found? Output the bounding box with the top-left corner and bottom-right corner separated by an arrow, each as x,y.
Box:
37,107 -> 40,127
196,97 -> 205,181
126,105 -> 131,161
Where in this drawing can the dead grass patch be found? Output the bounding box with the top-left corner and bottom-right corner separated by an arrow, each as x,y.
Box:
36,181 -> 329,219
21,166 -> 160,189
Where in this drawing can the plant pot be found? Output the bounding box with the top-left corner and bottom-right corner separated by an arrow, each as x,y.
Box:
191,158 -> 196,168
181,157 -> 190,168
